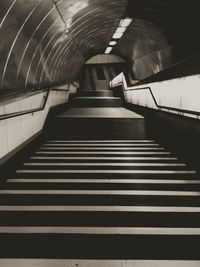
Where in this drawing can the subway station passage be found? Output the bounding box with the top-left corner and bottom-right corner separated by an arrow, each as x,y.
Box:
0,0 -> 200,266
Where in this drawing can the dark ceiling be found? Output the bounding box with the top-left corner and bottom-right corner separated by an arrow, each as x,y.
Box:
0,0 -> 200,96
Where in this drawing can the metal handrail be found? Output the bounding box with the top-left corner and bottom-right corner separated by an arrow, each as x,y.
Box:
0,88 -> 69,121
113,79 -> 200,117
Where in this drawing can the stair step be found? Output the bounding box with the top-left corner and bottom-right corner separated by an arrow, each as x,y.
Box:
43,143 -> 160,147
4,182 -> 200,191
39,147 -> 166,151
23,164 -> 186,171
0,226 -> 199,235
46,118 -> 147,139
15,169 -> 198,179
78,90 -> 113,97
0,259 -> 199,267
0,234 -> 199,259
23,162 -> 186,167
0,190 -> 199,196
16,169 -> 196,176
73,97 -> 122,107
75,97 -> 118,100
0,206 -> 200,212
35,151 -> 172,155
29,156 -> 179,162
46,140 -> 156,143
7,178 -> 200,184
0,194 -> 199,206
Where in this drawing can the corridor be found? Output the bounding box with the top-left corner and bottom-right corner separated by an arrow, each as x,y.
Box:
0,0 -> 200,266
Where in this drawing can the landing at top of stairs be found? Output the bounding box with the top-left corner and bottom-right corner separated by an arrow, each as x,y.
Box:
58,108 -> 143,118
78,90 -> 113,97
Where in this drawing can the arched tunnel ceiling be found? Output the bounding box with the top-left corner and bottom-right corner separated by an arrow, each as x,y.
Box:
0,0 -> 200,97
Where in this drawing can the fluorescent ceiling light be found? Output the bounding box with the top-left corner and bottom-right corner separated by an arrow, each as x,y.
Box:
113,32 -> 123,39
119,17 -> 133,27
105,47 -> 113,54
115,27 -> 127,34
109,41 -> 117,46
105,17 -> 133,53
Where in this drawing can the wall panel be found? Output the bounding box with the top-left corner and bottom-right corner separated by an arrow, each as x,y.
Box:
0,83 -> 78,163
111,73 -> 200,119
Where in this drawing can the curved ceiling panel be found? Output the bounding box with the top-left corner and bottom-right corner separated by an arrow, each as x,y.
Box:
0,0 -> 199,97
113,0 -> 200,79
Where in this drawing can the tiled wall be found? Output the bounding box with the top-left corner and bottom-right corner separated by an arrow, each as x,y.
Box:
110,73 -> 200,119
0,84 -> 78,162
0,92 -> 46,116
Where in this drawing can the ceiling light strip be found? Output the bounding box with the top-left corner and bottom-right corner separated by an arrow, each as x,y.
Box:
105,17 -> 133,54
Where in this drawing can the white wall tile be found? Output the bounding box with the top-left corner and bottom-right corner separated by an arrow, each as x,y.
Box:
5,117 -> 23,152
0,85 -> 73,161
5,101 -> 20,114
181,76 -> 200,112
0,120 -> 8,158
125,74 -> 200,119
21,114 -> 34,142
158,85 -> 182,109
0,105 -> 5,116
20,96 -> 32,111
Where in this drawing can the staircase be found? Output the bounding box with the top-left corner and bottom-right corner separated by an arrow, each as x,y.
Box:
0,90 -> 200,265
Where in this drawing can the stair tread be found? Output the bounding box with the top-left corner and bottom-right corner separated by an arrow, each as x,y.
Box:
73,97 -> 122,107
0,226 -> 200,235
58,108 -> 143,118
0,259 -> 199,267
75,97 -> 120,99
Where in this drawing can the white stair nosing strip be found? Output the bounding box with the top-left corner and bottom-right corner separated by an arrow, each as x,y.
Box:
23,163 -> 186,167
0,260 -> 199,267
0,206 -> 199,212
43,144 -> 160,147
0,190 -> 199,196
46,140 -> 156,143
30,156 -> 178,160
0,226 -> 200,235
7,178 -> 200,184
16,170 -> 196,174
40,147 -> 165,151
35,152 -> 171,155
75,97 -> 120,99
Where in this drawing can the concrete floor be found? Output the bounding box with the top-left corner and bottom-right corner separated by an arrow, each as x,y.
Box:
58,108 -> 143,118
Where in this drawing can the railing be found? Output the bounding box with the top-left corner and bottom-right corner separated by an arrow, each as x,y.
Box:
110,73 -> 200,118
0,88 -> 69,121
125,86 -> 200,117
